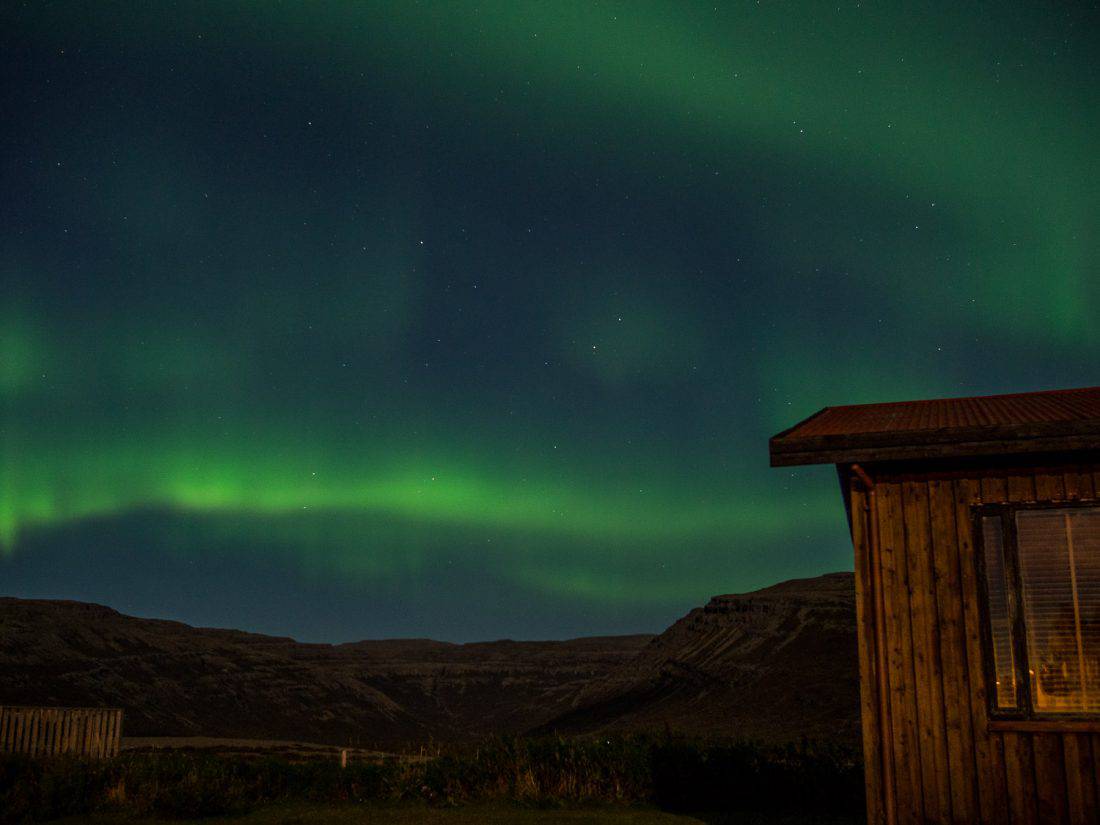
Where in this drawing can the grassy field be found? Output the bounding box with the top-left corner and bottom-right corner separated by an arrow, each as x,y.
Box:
55,802 -> 701,823
3,736 -> 864,823
54,801 -> 863,824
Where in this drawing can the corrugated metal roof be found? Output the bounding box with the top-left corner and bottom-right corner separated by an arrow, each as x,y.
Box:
770,386 -> 1100,467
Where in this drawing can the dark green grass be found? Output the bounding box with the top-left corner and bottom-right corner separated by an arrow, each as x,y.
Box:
54,801 -> 709,824
1,735 -> 864,823
53,800 -> 863,824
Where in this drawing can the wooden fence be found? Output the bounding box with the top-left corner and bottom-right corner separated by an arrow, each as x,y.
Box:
0,706 -> 123,759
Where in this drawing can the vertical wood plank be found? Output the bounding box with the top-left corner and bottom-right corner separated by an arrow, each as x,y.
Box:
75,711 -> 86,756
974,476 -> 1013,823
45,709 -> 56,756
62,710 -> 73,754
1065,465 -> 1100,816
20,710 -> 31,754
43,709 -> 53,755
1033,731 -> 1069,824
105,710 -> 114,758
29,709 -> 40,756
1061,735 -> 1097,825
851,485 -> 886,824
1002,472 -> 1040,825
71,710 -> 81,755
115,709 -> 123,756
1033,473 -> 1070,824
50,709 -> 58,755
929,477 -> 979,823
11,710 -> 24,753
902,480 -> 952,821
84,710 -> 94,756
0,708 -> 10,751
111,709 -> 123,757
105,710 -> 117,758
878,481 -> 925,824
61,711 -> 72,755
25,709 -> 36,754
92,710 -> 103,758
1092,463 -> 1100,803
101,711 -> 112,758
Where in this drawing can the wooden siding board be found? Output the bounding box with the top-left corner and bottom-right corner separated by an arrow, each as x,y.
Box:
1065,467 -> 1100,815
10,711 -> 22,753
65,710 -> 77,754
70,710 -> 80,754
45,709 -> 56,754
92,710 -> 103,759
877,482 -> 925,824
901,480 -> 952,821
112,709 -> 123,757
850,484 -> 886,824
77,710 -> 87,755
28,709 -> 39,756
1061,734 -> 1096,825
929,478 -> 979,822
975,476 -> 1016,823
1032,472 -> 1071,824
0,707 -> 121,759
1033,731 -> 1070,824
106,710 -> 118,758
1001,473 -> 1040,824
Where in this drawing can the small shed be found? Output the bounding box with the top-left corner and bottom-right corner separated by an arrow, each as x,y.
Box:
770,386 -> 1100,825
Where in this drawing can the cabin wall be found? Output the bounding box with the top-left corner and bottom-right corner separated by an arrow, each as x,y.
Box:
849,459 -> 1100,825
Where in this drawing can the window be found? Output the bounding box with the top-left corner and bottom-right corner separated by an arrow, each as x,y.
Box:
978,502 -> 1100,718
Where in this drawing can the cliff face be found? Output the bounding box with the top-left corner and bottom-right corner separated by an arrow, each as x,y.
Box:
536,572 -> 860,745
0,597 -> 650,748
0,572 -> 859,748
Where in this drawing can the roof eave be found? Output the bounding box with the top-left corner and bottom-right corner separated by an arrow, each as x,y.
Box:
770,433 -> 1100,467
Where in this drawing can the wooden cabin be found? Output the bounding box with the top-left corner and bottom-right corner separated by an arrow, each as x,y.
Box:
770,386 -> 1100,825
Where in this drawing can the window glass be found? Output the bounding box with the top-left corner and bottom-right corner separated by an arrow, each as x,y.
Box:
1016,508 -> 1100,713
981,515 -> 1017,709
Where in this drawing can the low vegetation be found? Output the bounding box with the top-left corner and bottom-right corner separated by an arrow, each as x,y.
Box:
0,735 -> 864,822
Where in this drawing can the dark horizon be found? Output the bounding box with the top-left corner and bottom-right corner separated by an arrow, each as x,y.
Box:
2,2 -> 1097,642
0,568 -> 853,647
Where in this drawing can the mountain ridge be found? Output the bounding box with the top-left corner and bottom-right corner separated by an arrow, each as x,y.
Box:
0,572 -> 858,748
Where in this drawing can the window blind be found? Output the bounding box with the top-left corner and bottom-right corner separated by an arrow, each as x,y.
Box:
981,515 -> 1017,709
1015,507 -> 1100,714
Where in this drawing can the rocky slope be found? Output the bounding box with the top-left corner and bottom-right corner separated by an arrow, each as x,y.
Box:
0,573 -> 858,748
536,572 -> 860,744
0,598 -> 649,749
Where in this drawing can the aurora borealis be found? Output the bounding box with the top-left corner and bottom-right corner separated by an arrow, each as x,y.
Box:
2,2 -> 1097,641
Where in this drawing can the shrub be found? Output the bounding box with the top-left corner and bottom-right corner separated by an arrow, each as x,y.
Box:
0,734 -> 863,822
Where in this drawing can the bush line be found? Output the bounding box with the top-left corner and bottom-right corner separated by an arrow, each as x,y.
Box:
0,734 -> 864,821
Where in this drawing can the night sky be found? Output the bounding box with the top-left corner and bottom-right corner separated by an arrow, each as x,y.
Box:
2,2 -> 1097,642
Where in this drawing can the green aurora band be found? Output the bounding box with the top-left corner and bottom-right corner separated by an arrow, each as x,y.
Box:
1,2 -> 1096,636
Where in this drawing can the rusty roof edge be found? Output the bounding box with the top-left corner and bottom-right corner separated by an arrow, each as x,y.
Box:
770,417 -> 1100,453
780,384 -> 1100,417
767,405 -> 832,445
769,432 -> 1100,467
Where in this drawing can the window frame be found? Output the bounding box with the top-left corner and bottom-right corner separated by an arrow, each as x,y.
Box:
975,498 -> 1100,721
